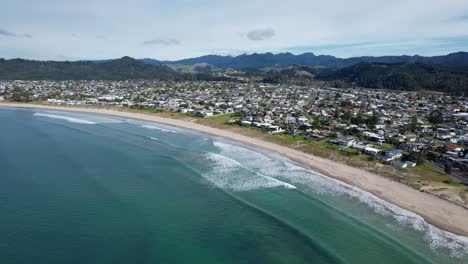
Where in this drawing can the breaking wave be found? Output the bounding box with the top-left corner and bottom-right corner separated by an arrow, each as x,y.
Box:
141,125 -> 180,133
34,111 -> 123,124
204,152 -> 296,191
33,113 -> 97,124
211,141 -> 468,258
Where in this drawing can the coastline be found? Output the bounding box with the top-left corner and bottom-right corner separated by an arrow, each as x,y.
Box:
2,102 -> 468,238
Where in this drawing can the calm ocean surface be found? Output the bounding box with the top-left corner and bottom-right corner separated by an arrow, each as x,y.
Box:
1,107 -> 467,264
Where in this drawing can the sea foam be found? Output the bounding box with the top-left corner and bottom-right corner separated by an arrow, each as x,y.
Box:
204,152 -> 296,191
211,141 -> 468,258
33,113 -> 97,124
34,111 -> 123,124
141,125 -> 180,133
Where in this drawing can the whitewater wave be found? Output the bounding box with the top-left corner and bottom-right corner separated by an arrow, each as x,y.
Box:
34,111 -> 124,125
204,152 -> 296,191
33,113 -> 97,124
211,141 -> 468,258
141,125 -> 180,133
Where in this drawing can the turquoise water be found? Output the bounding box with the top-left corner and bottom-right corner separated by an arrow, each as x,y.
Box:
0,107 -> 467,264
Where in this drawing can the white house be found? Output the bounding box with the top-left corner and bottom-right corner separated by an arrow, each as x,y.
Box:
297,116 -> 309,125
203,111 -> 214,118
338,138 -> 356,148
364,147 -> 381,156
268,125 -> 284,134
379,150 -> 403,161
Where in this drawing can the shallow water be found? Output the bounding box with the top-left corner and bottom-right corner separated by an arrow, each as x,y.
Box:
0,107 -> 467,264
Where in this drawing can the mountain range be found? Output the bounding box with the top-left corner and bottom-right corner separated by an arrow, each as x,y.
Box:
1,52 -> 468,95
139,51 -> 468,69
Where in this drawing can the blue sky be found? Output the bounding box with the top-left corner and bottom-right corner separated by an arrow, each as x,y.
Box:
1,0 -> 468,60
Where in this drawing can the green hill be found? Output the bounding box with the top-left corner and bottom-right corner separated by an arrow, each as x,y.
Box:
315,62 -> 468,95
0,57 -> 225,81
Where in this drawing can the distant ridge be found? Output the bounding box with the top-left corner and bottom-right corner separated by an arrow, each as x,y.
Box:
139,51 -> 468,69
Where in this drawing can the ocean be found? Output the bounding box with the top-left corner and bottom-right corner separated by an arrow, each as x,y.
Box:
0,107 -> 467,264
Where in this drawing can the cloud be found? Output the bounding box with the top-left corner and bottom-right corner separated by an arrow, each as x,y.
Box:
246,28 -> 276,41
0,28 -> 31,38
0,29 -> 17,37
2,0 -> 468,60
142,38 -> 180,46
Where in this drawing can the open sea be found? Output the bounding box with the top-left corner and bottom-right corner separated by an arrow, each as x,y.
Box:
1,107 -> 467,264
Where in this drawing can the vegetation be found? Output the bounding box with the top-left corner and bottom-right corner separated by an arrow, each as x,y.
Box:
10,87 -> 33,102
428,110 -> 443,125
444,162 -> 453,174
0,57 -> 231,81
316,62 -> 468,95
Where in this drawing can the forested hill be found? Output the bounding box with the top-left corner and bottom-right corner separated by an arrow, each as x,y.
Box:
315,62 -> 468,95
0,57 -> 225,81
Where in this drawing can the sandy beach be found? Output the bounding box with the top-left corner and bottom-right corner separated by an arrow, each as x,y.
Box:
2,102 -> 468,237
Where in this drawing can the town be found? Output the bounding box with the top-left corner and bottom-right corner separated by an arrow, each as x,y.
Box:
2,79 -> 468,184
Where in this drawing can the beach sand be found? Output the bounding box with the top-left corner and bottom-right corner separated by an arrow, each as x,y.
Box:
2,102 -> 468,237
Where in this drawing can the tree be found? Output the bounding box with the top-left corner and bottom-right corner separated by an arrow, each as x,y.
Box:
312,118 -> 321,129
352,113 -> 365,125
403,152 -> 425,165
410,115 -> 418,130
436,145 -> 448,154
341,110 -> 352,121
444,162 -> 452,174
10,87 -> 32,102
334,108 -> 341,119
366,111 -> 380,128
387,136 -> 400,146
428,110 -> 443,126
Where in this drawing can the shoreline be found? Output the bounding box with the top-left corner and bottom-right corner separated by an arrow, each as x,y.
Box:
2,102 -> 468,237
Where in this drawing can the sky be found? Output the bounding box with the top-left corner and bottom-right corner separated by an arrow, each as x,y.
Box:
1,0 -> 468,61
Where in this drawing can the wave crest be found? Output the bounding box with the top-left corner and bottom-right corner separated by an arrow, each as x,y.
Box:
33,113 -> 97,124
204,152 -> 296,191
141,125 -> 180,133
211,141 -> 468,258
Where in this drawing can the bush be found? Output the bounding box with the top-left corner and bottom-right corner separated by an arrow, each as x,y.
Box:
403,152 -> 425,165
